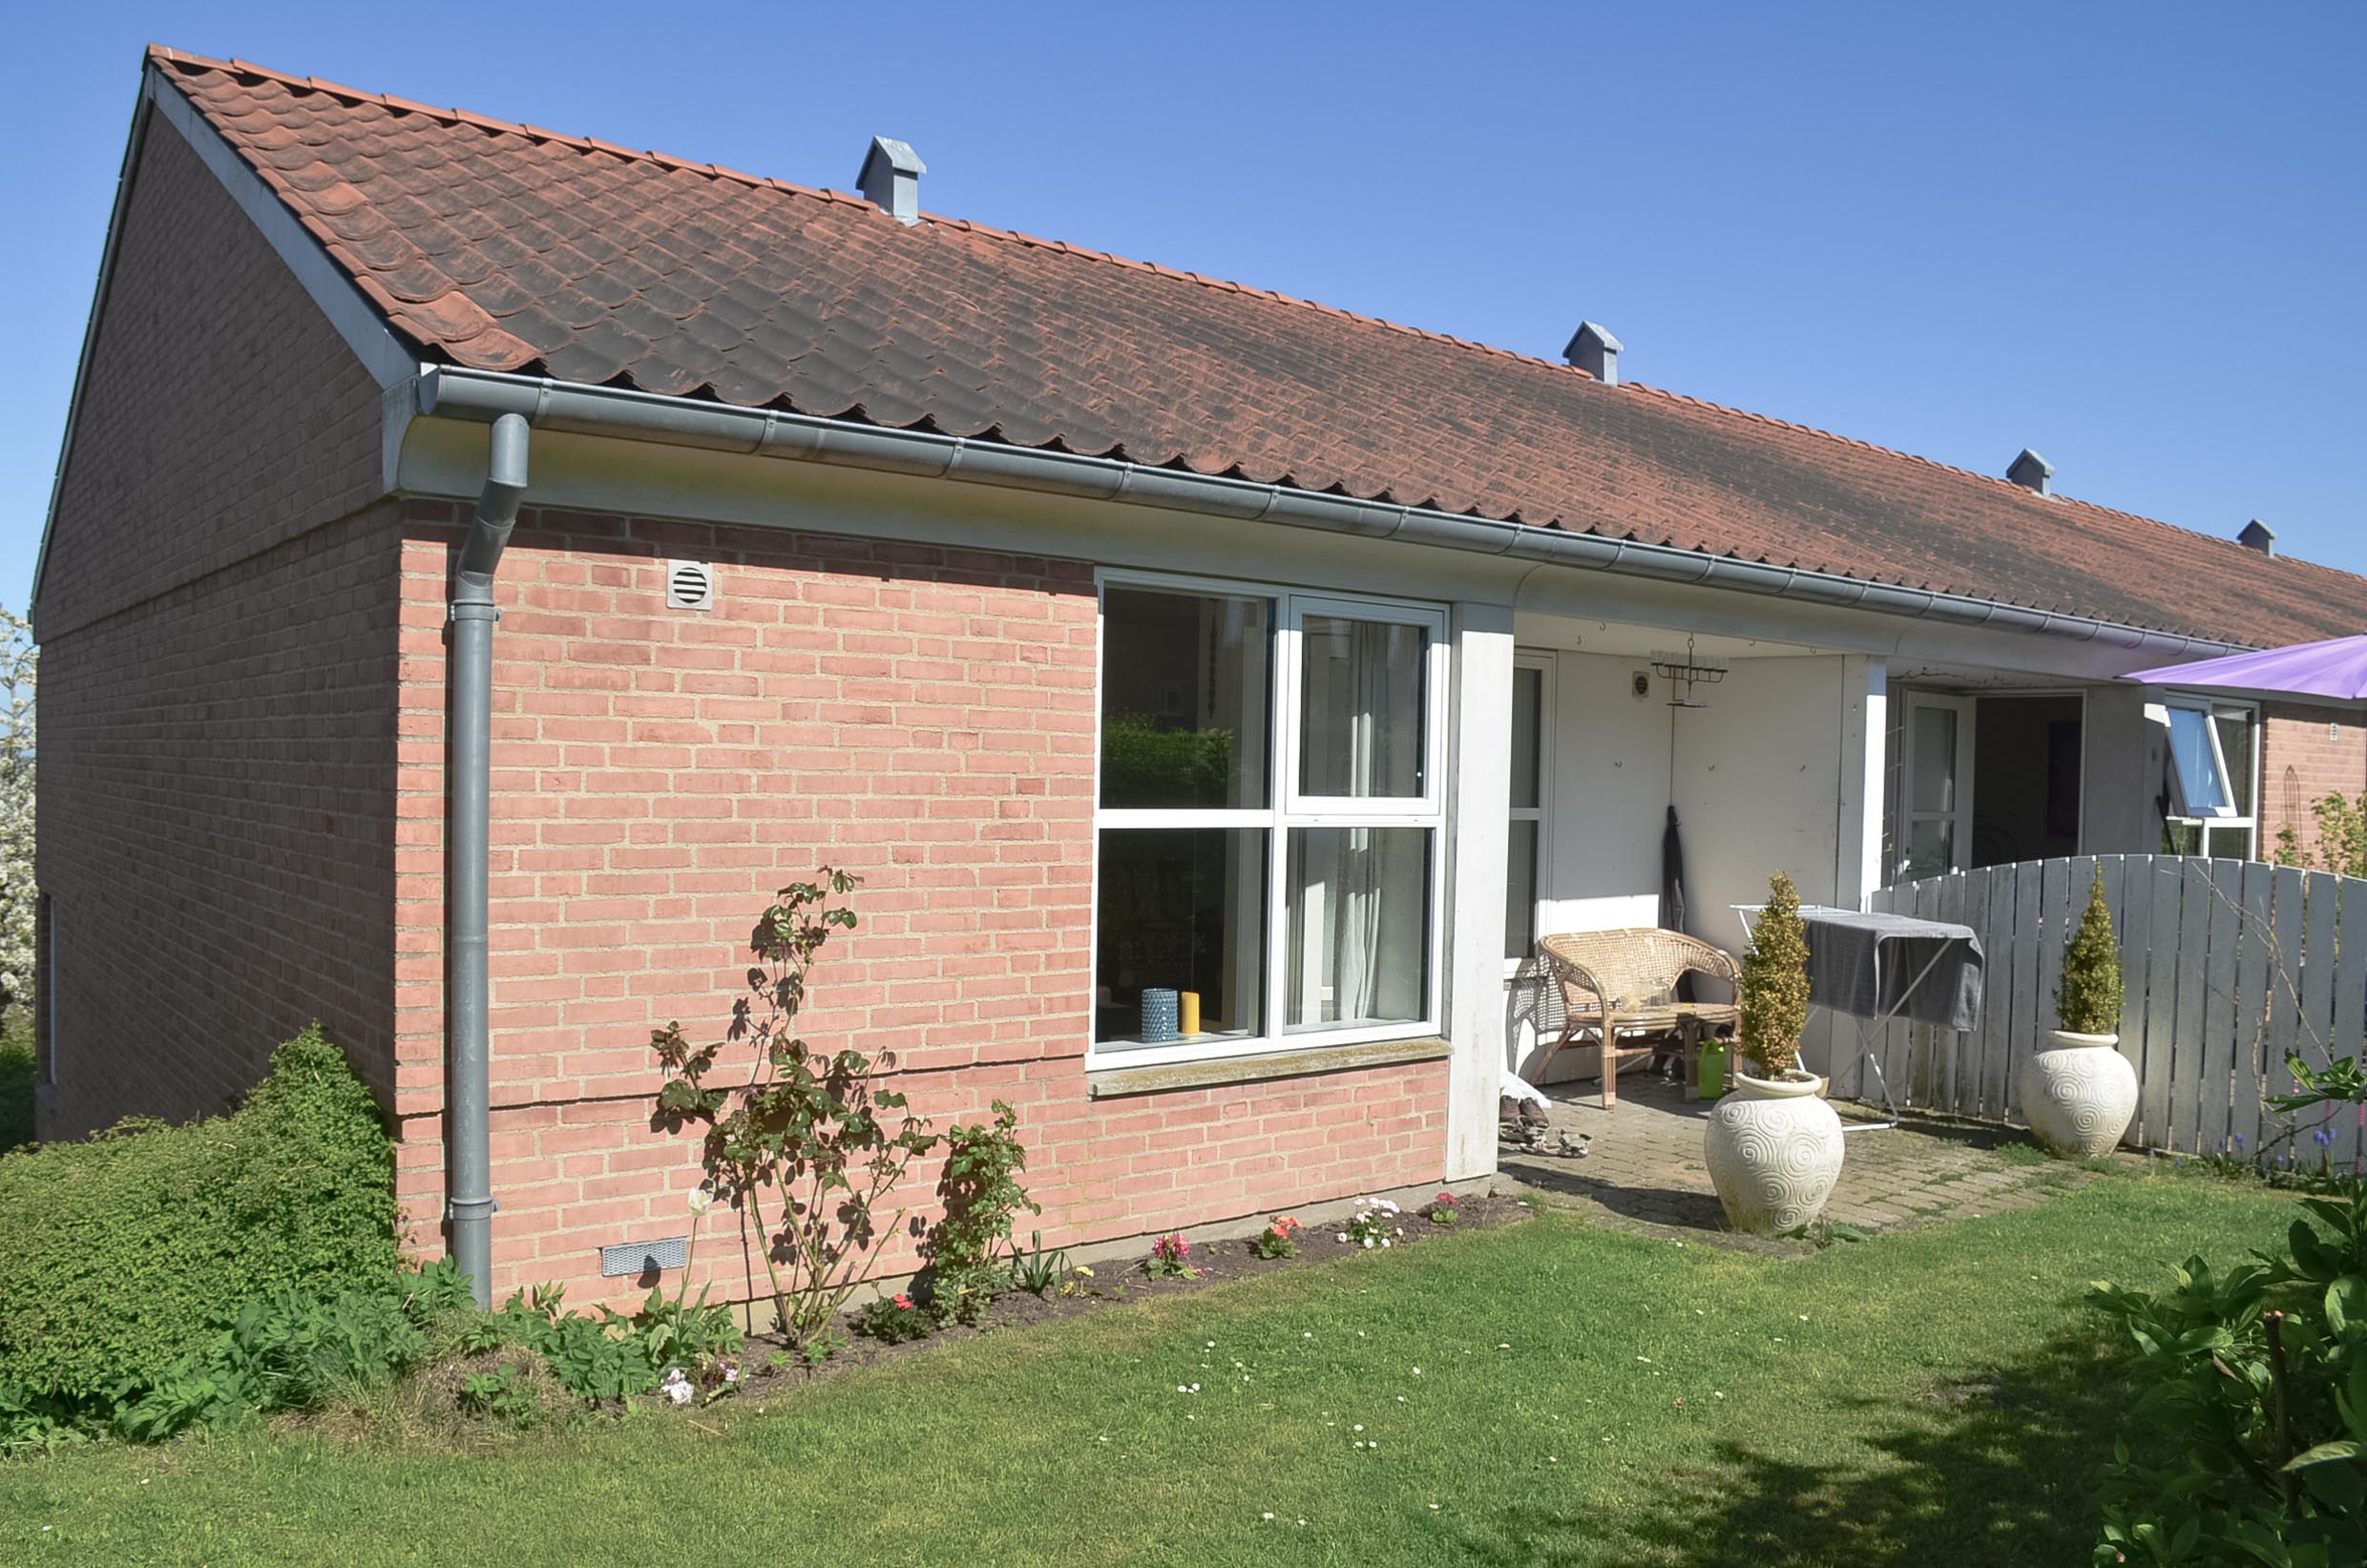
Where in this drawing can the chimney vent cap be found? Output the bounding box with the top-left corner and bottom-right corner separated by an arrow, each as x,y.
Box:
857,136 -> 927,224
1564,321 -> 1623,386
2006,448 -> 2055,495
2237,518 -> 2277,556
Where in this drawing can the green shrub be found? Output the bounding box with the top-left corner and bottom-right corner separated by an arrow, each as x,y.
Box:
1740,871 -> 1812,1076
2055,867 -> 2124,1035
0,1024 -> 400,1407
0,1009 -> 31,1155
2090,1182 -> 2367,1562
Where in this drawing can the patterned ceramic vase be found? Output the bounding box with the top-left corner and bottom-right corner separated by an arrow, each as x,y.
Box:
1705,1068 -> 1847,1234
2020,1032 -> 2137,1159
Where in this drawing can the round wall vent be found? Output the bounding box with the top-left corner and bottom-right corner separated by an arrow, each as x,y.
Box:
665,560 -> 715,611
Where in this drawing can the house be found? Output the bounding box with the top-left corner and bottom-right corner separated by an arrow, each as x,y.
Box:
31,45 -> 2367,1304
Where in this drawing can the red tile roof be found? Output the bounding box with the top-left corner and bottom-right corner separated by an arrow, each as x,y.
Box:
151,45 -> 2365,648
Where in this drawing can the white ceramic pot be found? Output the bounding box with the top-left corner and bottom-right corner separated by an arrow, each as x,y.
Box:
1704,1069 -> 1847,1234
2021,1030 -> 2138,1159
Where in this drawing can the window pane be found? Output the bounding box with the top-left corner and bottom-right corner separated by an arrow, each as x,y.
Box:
2163,819 -> 2204,856
1504,819 -> 1539,962
1510,666 -> 1543,810
1100,587 -> 1271,808
1905,817 -> 1954,879
1299,615 -> 1427,798
2166,706 -> 2230,816
1095,829 -> 1267,1048
2214,710 -> 2254,817
2207,823 -> 2254,861
1910,705 -> 1958,814
1284,826 -> 1431,1031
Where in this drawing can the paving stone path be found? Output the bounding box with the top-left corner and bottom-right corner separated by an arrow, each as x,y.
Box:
1498,1074 -> 2092,1248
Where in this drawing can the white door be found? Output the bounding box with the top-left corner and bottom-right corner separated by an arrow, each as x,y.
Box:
1896,693 -> 1975,882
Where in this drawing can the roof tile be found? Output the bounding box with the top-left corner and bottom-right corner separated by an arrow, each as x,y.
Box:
146,44 -> 2362,645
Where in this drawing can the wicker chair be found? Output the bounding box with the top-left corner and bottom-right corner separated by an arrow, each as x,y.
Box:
1537,930 -> 1743,1107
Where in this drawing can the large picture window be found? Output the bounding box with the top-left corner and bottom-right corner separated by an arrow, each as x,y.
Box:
1094,576 -> 1448,1063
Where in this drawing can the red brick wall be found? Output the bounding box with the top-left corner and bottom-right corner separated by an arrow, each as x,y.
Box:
34,114 -> 383,642
32,109 -> 397,1137
390,500 -> 1449,1302
2262,701 -> 2367,864
37,503 -> 403,1134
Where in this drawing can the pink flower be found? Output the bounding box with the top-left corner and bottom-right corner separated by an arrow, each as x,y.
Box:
892,1293 -> 913,1310
1434,1192 -> 1457,1205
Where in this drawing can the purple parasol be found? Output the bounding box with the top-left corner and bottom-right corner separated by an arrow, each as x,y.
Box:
2126,635 -> 2367,704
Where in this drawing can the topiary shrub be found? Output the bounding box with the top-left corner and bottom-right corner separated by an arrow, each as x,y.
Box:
0,1024 -> 399,1408
2055,867 -> 2124,1035
1740,871 -> 1812,1077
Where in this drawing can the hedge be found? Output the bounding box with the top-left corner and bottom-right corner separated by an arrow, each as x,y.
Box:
0,1024 -> 399,1405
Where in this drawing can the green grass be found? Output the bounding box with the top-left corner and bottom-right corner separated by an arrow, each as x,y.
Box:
0,1173 -> 2296,1567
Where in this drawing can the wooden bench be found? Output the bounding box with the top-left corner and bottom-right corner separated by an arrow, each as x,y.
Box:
1537,929 -> 1742,1107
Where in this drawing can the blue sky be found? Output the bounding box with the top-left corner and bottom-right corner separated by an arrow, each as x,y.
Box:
4,2 -> 2360,620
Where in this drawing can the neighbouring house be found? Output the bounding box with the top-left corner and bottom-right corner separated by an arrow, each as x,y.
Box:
31,45 -> 2367,1303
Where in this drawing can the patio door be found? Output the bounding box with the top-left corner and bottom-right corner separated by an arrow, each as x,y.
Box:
1896,693 -> 1975,882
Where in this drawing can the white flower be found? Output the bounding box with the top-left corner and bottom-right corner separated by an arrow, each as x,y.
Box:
723,1364 -> 740,1384
1412,1367 -> 1421,1375
661,1370 -> 693,1408
1336,1233 -> 1349,1244
687,1188 -> 716,1216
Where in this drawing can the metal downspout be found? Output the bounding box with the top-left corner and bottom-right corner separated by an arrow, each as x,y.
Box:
448,411 -> 530,1307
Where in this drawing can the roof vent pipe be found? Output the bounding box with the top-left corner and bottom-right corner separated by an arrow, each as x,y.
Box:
857,136 -> 927,225
2237,519 -> 2277,556
2006,448 -> 2054,496
448,410 -> 530,1309
1564,322 -> 1623,386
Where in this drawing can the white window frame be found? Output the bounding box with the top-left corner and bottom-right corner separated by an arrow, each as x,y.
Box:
2164,694 -> 2259,858
1090,569 -> 1451,1068
1503,651 -> 1554,976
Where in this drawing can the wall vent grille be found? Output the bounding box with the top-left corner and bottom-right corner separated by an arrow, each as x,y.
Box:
600,1234 -> 691,1277
666,560 -> 715,611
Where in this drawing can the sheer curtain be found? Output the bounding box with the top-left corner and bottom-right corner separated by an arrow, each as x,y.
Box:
1292,617 -> 1426,1029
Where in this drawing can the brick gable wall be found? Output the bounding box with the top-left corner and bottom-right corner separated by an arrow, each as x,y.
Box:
34,114 -> 384,642
389,501 -> 1448,1302
39,504 -> 403,1133
33,113 -> 398,1135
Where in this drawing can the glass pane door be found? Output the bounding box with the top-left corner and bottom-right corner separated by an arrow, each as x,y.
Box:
1897,694 -> 1975,881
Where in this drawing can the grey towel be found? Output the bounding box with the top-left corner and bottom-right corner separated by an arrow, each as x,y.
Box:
1793,906 -> 1984,1031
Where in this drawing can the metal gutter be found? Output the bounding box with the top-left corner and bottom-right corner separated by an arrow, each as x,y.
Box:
416,366 -> 2243,662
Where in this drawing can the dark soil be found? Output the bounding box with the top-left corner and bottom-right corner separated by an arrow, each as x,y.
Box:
723,1190 -> 1536,1401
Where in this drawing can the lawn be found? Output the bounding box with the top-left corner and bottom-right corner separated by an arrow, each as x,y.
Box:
0,1171 -> 2295,1566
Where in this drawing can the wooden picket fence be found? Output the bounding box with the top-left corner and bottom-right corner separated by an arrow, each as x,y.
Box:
1858,855 -> 2367,1160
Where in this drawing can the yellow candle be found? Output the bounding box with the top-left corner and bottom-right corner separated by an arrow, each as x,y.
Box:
1179,991 -> 1202,1035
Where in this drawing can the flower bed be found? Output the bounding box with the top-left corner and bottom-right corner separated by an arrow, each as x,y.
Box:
726,1189 -> 1535,1397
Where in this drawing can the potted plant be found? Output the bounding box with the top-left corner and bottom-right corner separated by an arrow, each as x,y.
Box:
1704,871 -> 1846,1234
2020,868 -> 2137,1159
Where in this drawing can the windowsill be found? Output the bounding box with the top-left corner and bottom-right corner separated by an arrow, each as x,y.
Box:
1085,1035 -> 1452,1099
